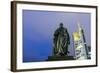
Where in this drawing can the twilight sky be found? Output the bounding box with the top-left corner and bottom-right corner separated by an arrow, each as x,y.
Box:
23,10 -> 91,62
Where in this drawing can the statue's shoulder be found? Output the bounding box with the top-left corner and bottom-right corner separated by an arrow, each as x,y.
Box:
55,28 -> 60,33
63,27 -> 68,32
63,27 -> 67,30
54,28 -> 59,35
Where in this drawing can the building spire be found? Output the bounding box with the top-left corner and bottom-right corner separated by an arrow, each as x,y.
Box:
77,21 -> 82,32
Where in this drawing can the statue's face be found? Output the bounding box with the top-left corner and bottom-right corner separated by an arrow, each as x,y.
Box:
60,23 -> 63,28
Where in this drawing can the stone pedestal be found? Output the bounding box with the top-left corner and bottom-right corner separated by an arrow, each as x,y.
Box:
47,56 -> 74,61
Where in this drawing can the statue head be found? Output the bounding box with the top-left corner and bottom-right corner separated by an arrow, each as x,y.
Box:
59,23 -> 63,28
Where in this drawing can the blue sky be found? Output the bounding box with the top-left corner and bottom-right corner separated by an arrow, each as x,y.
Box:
23,10 -> 91,62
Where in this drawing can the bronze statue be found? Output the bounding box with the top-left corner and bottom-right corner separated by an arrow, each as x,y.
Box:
53,23 -> 70,56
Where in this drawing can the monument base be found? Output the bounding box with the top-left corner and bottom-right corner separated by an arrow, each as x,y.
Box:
47,56 -> 74,61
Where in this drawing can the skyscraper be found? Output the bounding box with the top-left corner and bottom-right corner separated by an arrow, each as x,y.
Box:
73,22 -> 88,60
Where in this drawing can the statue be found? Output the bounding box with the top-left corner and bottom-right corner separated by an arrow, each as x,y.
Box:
53,23 -> 70,56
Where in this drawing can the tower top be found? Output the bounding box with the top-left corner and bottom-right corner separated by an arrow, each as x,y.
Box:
77,21 -> 82,32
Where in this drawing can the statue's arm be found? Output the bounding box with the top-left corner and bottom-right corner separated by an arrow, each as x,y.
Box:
53,29 -> 59,54
68,32 -> 70,44
66,29 -> 70,44
53,29 -> 59,45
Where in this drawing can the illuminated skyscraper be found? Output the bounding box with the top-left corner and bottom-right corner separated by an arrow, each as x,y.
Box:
73,22 -> 88,60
